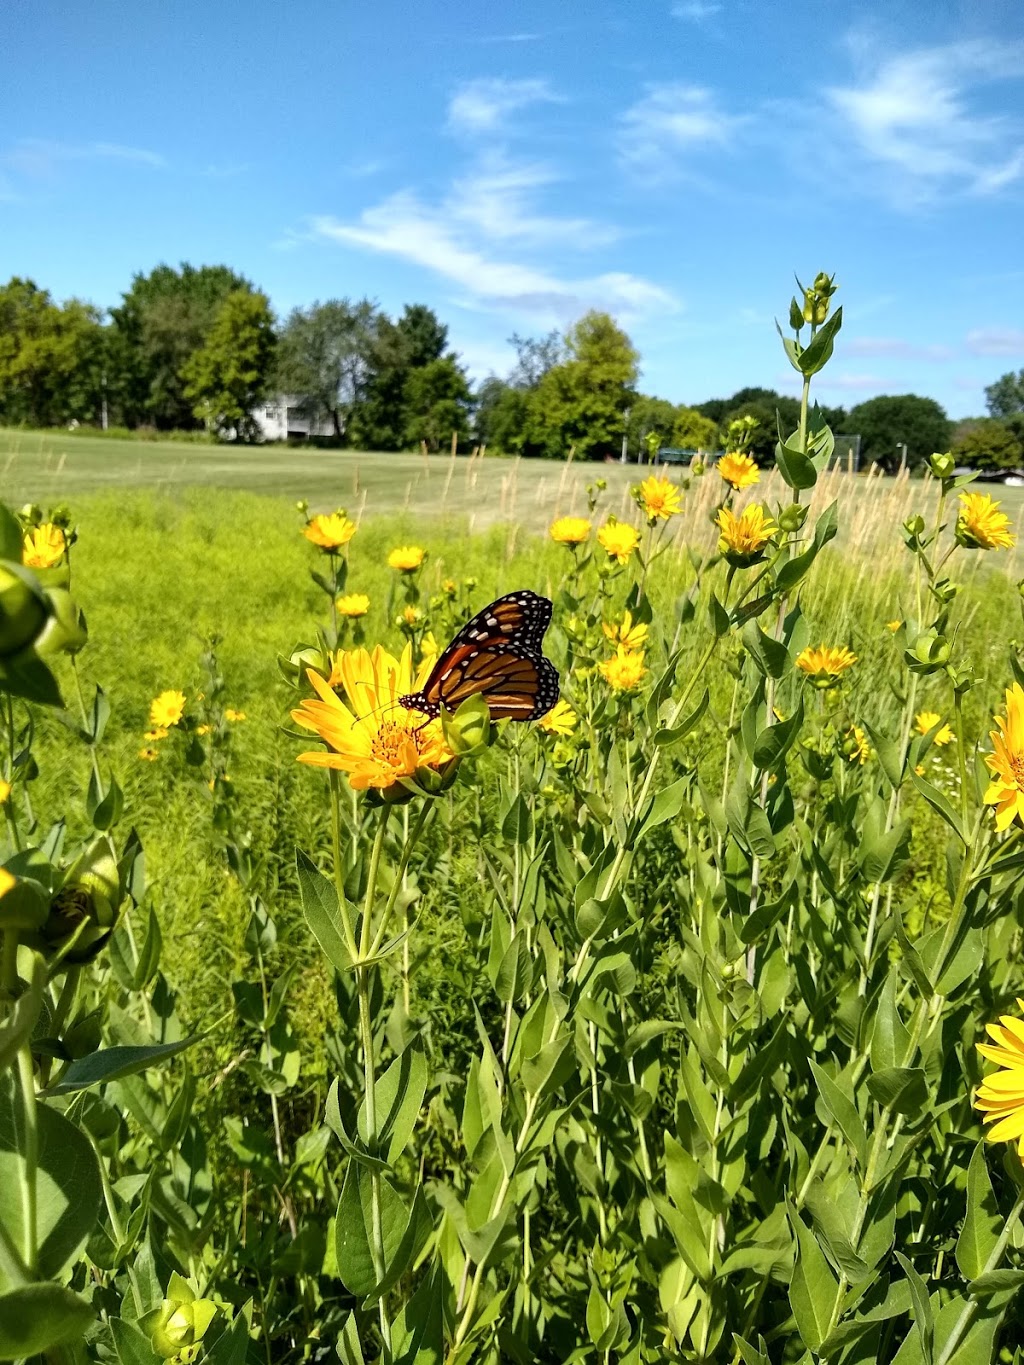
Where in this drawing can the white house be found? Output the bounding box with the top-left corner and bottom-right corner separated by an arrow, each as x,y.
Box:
251,395 -> 339,442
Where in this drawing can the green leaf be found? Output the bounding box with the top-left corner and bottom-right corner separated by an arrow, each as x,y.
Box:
910,769 -> 968,845
967,1269 -> 1024,1294
894,1252 -> 933,1362
494,932 -> 533,1004
858,813 -> 912,884
708,590 -> 730,637
357,1046 -> 428,1165
110,1317 -> 161,1365
0,955 -> 45,1075
335,1163 -> 411,1297
640,777 -> 689,834
797,307 -> 843,376
775,434 -> 817,490
863,721 -> 905,790
866,1067 -> 927,1117
870,971 -> 912,1072
501,793 -> 533,845
752,698 -> 804,770
0,1283 -> 94,1360
956,1143 -> 1000,1281
742,620 -> 791,679
789,1212 -> 839,1353
44,1038 -> 198,1096
0,506 -> 22,561
809,1060 -> 867,1164
654,686 -> 709,747
296,849 -> 353,972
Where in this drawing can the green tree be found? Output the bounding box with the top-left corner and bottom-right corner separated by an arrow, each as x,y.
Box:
404,356 -> 472,450
474,377 -> 531,452
985,369 -> 1024,418
952,417 -> 1024,473
624,396 -> 678,456
110,263 -> 254,428
0,277 -> 107,427
353,305 -> 454,449
275,298 -> 377,440
530,311 -> 638,459
182,290 -> 276,440
671,405 -> 719,451
847,393 -> 951,472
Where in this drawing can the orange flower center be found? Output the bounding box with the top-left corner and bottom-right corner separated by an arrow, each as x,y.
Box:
1011,753 -> 1024,789
372,719 -> 418,768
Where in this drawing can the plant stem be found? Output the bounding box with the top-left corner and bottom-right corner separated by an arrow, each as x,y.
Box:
16,1045 -> 38,1273
327,770 -> 359,961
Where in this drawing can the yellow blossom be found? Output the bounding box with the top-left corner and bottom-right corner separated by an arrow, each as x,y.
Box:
602,610 -> 648,652
915,711 -> 954,746
984,682 -> 1024,831
442,578 -> 457,595
843,726 -> 870,765
956,492 -> 1015,551
143,728 -> 169,742
716,504 -> 777,562
0,779 -> 10,804
597,520 -> 641,565
401,604 -> 423,627
138,747 -> 160,762
420,631 -> 438,659
388,545 -> 425,572
303,512 -> 356,550
887,620 -> 902,633
549,516 -> 592,545
974,998 -> 1024,1157
292,643 -> 453,792
196,724 -> 212,737
337,593 -> 370,618
795,645 -> 857,687
149,690 -> 186,729
716,452 -> 760,491
0,867 -> 15,898
599,646 -> 647,692
538,698 -> 577,736
638,475 -> 682,522
225,708 -> 247,722
22,522 -> 67,569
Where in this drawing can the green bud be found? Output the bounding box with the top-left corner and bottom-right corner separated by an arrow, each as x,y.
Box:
929,450 -> 955,479
905,630 -> 951,675
441,693 -> 491,757
0,562 -> 50,658
778,503 -> 808,533
812,272 -> 836,296
42,840 -> 122,965
142,1276 -> 218,1360
903,514 -> 926,538
691,459 -> 705,476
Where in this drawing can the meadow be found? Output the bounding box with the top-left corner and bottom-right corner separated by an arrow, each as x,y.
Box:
5,284 -> 1024,1365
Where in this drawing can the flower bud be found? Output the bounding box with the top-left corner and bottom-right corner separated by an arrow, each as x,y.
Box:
903,514 -> 926,539
0,562 -> 50,658
929,451 -> 955,479
441,693 -> 491,757
143,1280 -> 217,1360
778,503 -> 808,533
905,630 -> 951,675
691,459 -> 705,475
41,842 -> 121,965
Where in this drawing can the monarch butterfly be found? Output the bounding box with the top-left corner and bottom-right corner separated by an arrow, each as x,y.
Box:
398,590 -> 559,722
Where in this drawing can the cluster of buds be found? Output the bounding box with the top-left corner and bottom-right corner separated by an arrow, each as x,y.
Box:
797,271 -> 838,327
139,1274 -> 218,1361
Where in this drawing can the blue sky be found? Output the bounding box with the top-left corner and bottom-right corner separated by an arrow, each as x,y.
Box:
2,0 -> 1023,418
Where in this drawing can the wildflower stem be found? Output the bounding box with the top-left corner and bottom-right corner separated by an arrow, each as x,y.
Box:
327,770 -> 359,962
16,1044 -> 38,1273
934,1189 -> 1024,1365
3,693 -> 22,851
952,691 -> 971,831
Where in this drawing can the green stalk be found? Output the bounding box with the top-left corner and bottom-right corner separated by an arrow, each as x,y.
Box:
16,1045 -> 38,1273
327,770 -> 359,961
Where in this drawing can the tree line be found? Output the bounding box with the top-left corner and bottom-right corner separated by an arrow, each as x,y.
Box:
1,264 -> 1022,469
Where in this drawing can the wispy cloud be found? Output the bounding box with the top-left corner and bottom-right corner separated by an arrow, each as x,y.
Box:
670,2 -> 722,21
474,32 -> 543,45
826,37 -> 1024,200
617,83 -> 744,175
5,138 -> 166,178
846,337 -> 955,362
447,77 -> 563,135
449,156 -> 619,248
966,327 -> 1024,357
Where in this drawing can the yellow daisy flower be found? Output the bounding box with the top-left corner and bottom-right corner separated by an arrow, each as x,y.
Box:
887,620 -> 902,633
956,492 -> 1015,551
0,867 -> 16,897
303,512 -> 356,550
149,690 -> 186,729
602,610 -> 648,651
843,726 -> 871,765
795,645 -> 857,687
599,646 -> 647,692
637,475 -> 682,522
716,504 -> 777,563
388,545 -> 425,572
716,452 -> 760,491
401,604 -> 423,627
984,682 -> 1024,831
196,724 -> 212,736
915,711 -> 954,746
337,593 -> 370,618
138,747 -> 160,762
975,999 -> 1024,1157
143,727 -> 169,742
0,779 -> 11,804
292,644 -> 453,792
225,708 -> 247,722
538,698 -> 577,736
597,520 -> 641,565
550,516 -> 592,545
22,522 -> 67,569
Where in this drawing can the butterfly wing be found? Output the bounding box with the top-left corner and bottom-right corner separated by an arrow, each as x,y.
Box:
433,645 -> 559,720
453,590 -> 552,653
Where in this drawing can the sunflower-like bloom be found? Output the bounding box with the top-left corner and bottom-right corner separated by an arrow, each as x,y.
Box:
149,690 -> 186,729
550,516 -> 592,545
143,727 -> 169,742
225,709 -> 247,723
0,866 -> 15,897
599,646 -> 647,692
887,620 -> 902,633
638,475 -> 682,522
337,593 -> 370,618
716,504 -> 777,564
0,779 -> 11,804
303,512 -> 357,550
442,578 -> 457,596
538,698 -> 577,735
984,683 -> 1024,831
915,711 -> 953,746
138,747 -> 160,762
400,604 -> 423,627
795,645 -> 857,687
22,523 -> 67,570
842,726 -> 871,765
716,452 -> 760,491
975,1000 -> 1024,1156
602,610 -> 648,651
292,644 -> 453,792
597,520 -> 641,565
956,493 -> 1015,551
388,545 -> 425,572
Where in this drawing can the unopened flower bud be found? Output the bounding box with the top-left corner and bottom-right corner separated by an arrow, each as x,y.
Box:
903,514 -> 926,538
778,504 -> 808,533
691,459 -> 705,476
0,562 -> 50,658
929,451 -> 955,480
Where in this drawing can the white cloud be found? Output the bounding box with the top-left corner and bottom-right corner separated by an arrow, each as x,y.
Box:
447,77 -> 563,134
617,83 -> 744,173
671,2 -> 721,21
846,337 -> 954,362
814,372 -> 890,392
5,138 -> 165,177
450,156 -> 619,248
826,38 -> 1024,199
966,327 -> 1024,357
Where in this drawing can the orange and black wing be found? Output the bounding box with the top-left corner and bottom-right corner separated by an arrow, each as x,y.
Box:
453,590 -> 552,653
430,645 -> 559,721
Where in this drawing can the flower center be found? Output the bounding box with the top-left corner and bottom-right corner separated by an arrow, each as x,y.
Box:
1011,753 -> 1024,790
371,719 -> 420,768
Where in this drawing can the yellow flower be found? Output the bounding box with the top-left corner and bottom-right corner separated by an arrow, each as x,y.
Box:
602,610 -> 648,651
974,999 -> 1024,1157
638,475 -> 682,522
420,631 -> 439,659
442,578 -> 457,596
0,779 -> 10,805
795,645 -> 857,687
550,516 -> 592,545
138,747 -> 160,762
915,711 -> 954,746
303,512 -> 357,550
292,643 -> 452,792
143,728 -> 169,742
401,604 -> 423,627
984,682 -> 1024,831
887,620 -> 902,633
337,593 -> 370,618
196,724 -> 212,736
388,545 -> 425,572
149,690 -> 186,729
599,646 -> 647,692
843,726 -> 871,765
22,522 -> 67,569
0,867 -> 15,898
716,452 -> 760,491
956,492 -> 1015,551
716,505 -> 777,562
538,698 -> 577,736
597,520 -> 641,565
225,708 -> 247,723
